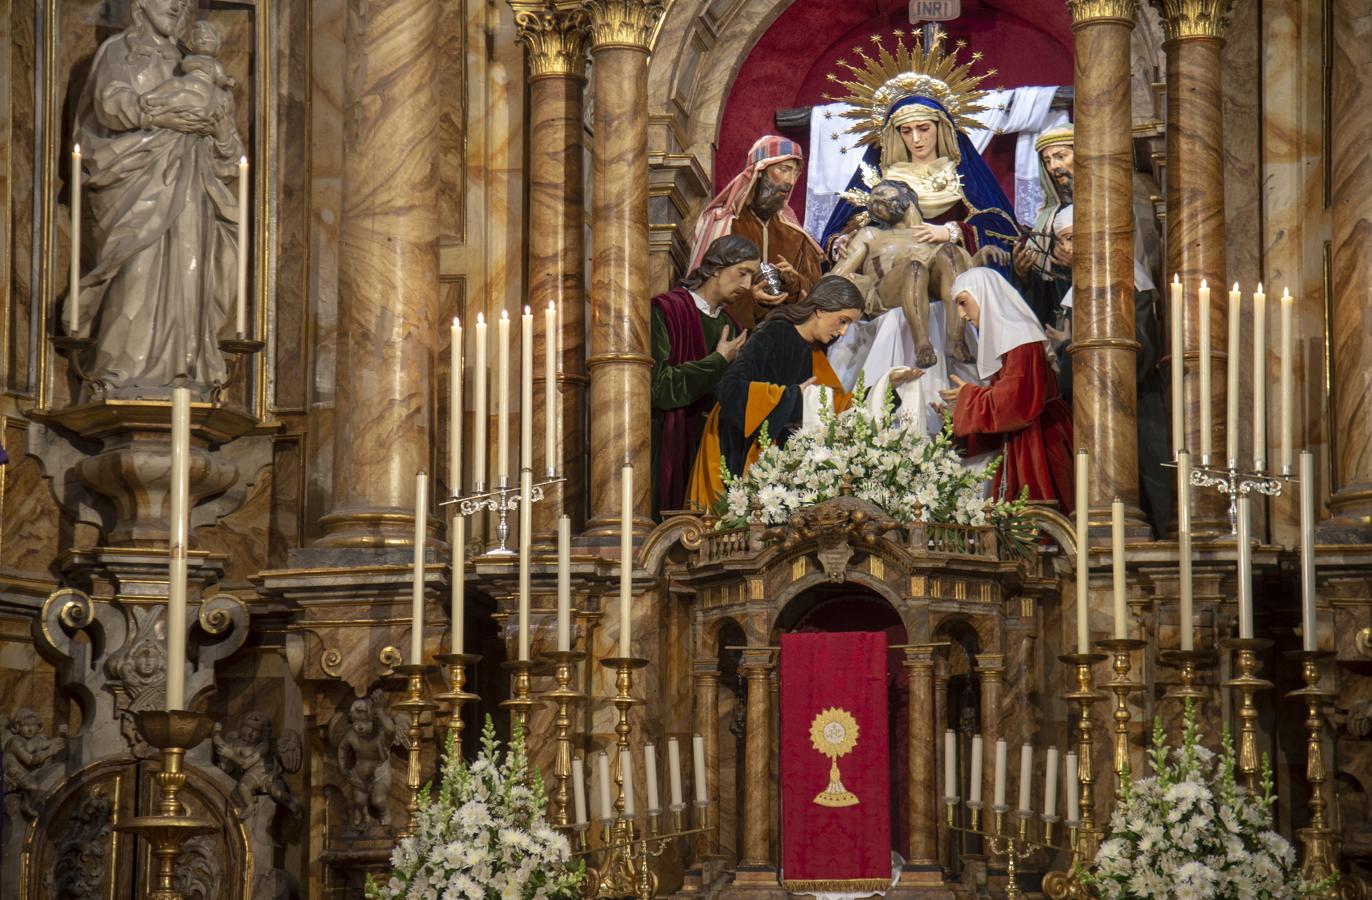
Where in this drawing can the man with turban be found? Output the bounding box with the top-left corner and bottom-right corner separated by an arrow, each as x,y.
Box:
1012,125 -> 1077,326
689,135 -> 825,330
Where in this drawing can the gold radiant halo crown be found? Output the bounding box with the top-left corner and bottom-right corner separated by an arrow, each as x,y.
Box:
823,28 -> 998,148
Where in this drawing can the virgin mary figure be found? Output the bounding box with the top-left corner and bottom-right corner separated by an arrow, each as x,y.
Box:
819,30 -> 1018,269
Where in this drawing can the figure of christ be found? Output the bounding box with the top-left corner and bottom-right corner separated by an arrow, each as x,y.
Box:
141,20 -> 236,115
831,179 -> 1006,371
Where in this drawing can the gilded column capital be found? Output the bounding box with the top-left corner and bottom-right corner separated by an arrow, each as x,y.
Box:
1146,0 -> 1233,40
1065,0 -> 1139,25
580,0 -> 663,51
510,1 -> 589,79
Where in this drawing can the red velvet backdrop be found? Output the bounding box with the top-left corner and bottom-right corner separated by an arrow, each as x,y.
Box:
780,631 -> 891,888
714,0 -> 1075,220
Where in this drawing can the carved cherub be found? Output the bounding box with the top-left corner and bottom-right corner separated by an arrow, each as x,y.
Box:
212,711 -> 303,816
2,708 -> 66,819
327,690 -> 408,831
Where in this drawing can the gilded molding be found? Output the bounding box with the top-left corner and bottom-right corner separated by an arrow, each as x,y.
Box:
1065,0 -> 1139,24
509,2 -> 590,79
581,0 -> 663,50
1146,0 -> 1233,40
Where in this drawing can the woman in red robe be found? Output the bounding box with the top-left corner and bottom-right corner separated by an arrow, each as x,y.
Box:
938,268 -> 1075,514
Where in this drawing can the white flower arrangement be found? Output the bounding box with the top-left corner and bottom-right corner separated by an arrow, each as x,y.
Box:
367,718 -> 584,900
1089,700 -> 1325,899
717,379 -> 1033,553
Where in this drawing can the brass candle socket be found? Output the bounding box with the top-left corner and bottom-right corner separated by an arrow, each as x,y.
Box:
1097,638 -> 1146,799
1285,649 -> 1340,886
540,649 -> 587,828
601,656 -> 649,817
1043,652 -> 1106,900
1160,648 -> 1218,707
499,658 -> 543,739
1222,638 -> 1274,794
392,663 -> 438,839
432,651 -> 481,749
115,709 -> 217,900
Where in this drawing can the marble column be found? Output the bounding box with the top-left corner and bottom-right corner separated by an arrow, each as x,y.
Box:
1067,0 -> 1144,530
318,0 -> 439,546
1150,0 -> 1235,533
582,0 -> 662,534
979,655 -> 1005,781
1327,0 -> 1372,524
511,2 -> 589,530
739,649 -> 773,870
692,658 -> 720,862
905,647 -> 938,868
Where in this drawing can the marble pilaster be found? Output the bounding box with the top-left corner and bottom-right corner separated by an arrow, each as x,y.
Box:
1067,0 -> 1145,531
318,0 -> 440,546
979,655 -> 1005,782
582,0 -> 662,533
511,2 -> 589,531
905,647 -> 938,868
1150,0 -> 1236,534
1326,0 -> 1372,528
739,648 -> 773,870
693,659 -> 720,864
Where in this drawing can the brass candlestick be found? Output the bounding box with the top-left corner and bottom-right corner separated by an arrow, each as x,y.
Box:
1097,638 -> 1146,798
433,651 -> 481,749
1043,652 -> 1105,900
541,649 -> 587,827
500,658 -> 542,739
392,663 -> 438,838
948,802 -> 1068,900
1222,638 -> 1273,794
115,709 -> 217,900
1160,647 -> 1218,707
1286,649 -> 1340,885
592,656 -> 649,898
576,803 -> 713,900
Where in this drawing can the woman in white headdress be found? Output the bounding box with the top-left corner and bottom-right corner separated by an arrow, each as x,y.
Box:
936,268 -> 1075,513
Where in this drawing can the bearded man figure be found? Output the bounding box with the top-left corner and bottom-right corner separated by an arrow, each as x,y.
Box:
1012,126 -> 1077,326
689,135 -> 826,329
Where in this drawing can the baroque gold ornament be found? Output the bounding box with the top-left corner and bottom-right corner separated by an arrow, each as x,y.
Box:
810,707 -> 860,808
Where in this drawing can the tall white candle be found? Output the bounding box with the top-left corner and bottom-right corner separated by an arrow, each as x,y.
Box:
1280,289 -> 1294,472
237,156 -> 249,336
1018,744 -> 1034,814
450,318 -> 462,495
619,464 -> 634,657
474,314 -> 488,488
644,743 -> 660,813
1227,283 -> 1241,465
521,306 -> 534,474
411,472 -> 427,664
970,734 -> 984,804
557,515 -> 571,651
497,310 -> 511,484
69,144 -> 82,334
1237,493 -> 1254,639
451,514 -> 464,653
1199,280 -> 1213,461
1065,752 -> 1080,824
1300,451 -> 1317,650
166,387 -> 191,711
1075,450 -> 1089,654
993,739 -> 1008,808
620,747 -> 636,818
597,751 -> 614,822
1253,283 -> 1267,472
1112,498 -> 1127,639
944,730 -> 957,799
545,301 -> 557,475
668,737 -> 684,807
1170,275 -> 1184,458
572,757 -> 588,825
517,468 -> 532,661
1044,746 -> 1059,818
693,733 -> 708,804
1178,450 -> 1194,651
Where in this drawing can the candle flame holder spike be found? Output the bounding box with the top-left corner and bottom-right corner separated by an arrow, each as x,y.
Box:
1222,638 -> 1273,794
1042,652 -> 1106,900
1097,638 -> 1146,801
392,663 -> 439,839
540,649 -> 586,828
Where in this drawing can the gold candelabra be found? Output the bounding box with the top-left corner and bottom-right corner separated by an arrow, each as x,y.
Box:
500,657 -> 542,739
392,663 -> 438,838
576,804 -> 714,900
581,656 -> 649,898
115,709 -> 218,900
433,651 -> 481,748
1286,649 -> 1340,886
1222,638 -> 1273,794
1042,652 -> 1105,900
541,649 -> 586,827
1097,638 -> 1146,799
947,801 -> 1071,900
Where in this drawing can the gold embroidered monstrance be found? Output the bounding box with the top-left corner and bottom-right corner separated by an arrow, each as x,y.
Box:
810,707 -> 861,808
